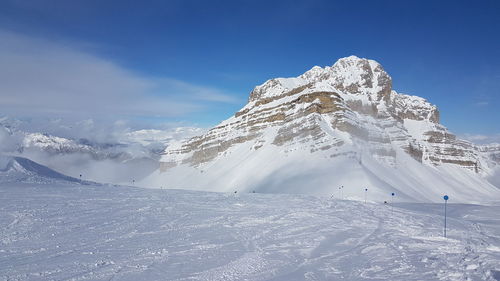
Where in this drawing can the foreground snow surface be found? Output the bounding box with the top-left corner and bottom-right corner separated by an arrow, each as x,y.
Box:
1,183 -> 500,281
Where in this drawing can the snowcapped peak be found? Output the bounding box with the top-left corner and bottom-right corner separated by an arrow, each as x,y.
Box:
299,65 -> 329,81
249,56 -> 392,103
328,56 -> 392,99
334,55 -> 366,64
298,56 -> 383,82
332,55 -> 379,74
248,76 -> 309,102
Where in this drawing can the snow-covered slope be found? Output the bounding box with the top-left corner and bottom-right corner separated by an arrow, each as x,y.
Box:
1,182 -> 499,280
0,155 -> 87,184
143,56 -> 500,203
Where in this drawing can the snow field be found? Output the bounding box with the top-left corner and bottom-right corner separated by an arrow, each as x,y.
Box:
1,183 -> 499,280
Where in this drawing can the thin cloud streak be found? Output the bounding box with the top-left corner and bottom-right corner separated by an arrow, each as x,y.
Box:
475,101 -> 489,107
460,133 -> 500,145
156,78 -> 241,104
0,29 -> 240,119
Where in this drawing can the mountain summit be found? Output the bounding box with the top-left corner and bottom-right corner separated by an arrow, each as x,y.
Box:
144,56 -> 500,203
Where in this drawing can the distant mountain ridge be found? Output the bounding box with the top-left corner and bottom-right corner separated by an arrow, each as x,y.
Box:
144,56 -> 500,203
0,119 -> 203,184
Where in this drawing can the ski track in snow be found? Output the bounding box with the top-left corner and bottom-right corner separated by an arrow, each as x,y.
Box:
1,183 -> 500,281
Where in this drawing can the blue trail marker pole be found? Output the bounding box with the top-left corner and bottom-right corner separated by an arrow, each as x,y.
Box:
391,192 -> 395,216
443,195 -> 449,238
364,188 -> 368,203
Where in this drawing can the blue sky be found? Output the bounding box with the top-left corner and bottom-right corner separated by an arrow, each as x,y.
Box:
0,0 -> 499,138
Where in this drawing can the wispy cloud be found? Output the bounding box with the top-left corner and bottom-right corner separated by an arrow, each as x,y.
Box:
156,78 -> 240,103
460,133 -> 500,145
0,29 -> 240,119
475,101 -> 489,107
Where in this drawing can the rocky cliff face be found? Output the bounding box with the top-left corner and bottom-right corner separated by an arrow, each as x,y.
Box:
479,144 -> 500,166
161,56 -> 491,173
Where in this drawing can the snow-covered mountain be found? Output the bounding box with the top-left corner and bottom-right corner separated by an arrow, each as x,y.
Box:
0,119 -> 202,184
144,56 -> 500,203
0,155 -> 88,184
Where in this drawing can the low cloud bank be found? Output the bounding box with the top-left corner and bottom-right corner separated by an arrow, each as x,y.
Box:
0,117 -> 203,184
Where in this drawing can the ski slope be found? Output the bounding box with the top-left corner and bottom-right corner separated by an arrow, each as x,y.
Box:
143,141 -> 500,204
1,182 -> 500,281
